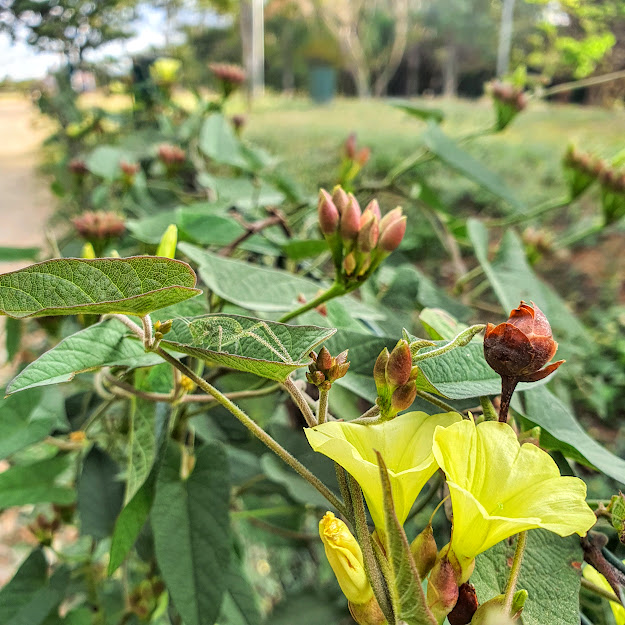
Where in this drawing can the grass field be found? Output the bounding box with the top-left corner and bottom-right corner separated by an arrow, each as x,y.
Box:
240,95 -> 625,208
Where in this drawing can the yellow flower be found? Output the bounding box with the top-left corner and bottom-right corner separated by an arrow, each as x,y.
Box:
305,411 -> 462,530
583,563 -> 625,625
319,511 -> 372,605
432,419 -> 596,582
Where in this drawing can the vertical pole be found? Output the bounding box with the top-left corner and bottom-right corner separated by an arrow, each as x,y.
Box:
496,0 -> 516,78
251,0 -> 265,97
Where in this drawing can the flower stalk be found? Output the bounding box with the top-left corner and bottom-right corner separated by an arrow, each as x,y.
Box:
503,532 -> 527,615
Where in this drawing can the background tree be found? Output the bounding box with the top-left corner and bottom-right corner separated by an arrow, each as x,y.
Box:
0,0 -> 138,65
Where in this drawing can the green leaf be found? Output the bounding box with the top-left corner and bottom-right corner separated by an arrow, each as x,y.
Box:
392,100 -> 445,123
109,413 -> 168,575
472,530 -> 583,625
376,451 -> 436,625
0,388 -> 67,459
4,565 -> 69,625
152,442 -> 231,625
0,454 -> 74,507
467,219 -> 589,361
281,239 -> 329,260
217,556 -> 262,625
179,244 -> 382,321
0,257 -> 201,319
6,316 -> 22,361
160,314 -> 336,382
86,145 -> 135,180
269,590 -> 347,625
520,386 -> 625,485
199,114 -> 248,169
419,308 -> 470,341
126,398 -> 158,503
78,447 -> 124,539
179,244 -> 327,313
0,549 -> 48,623
0,246 -> 39,262
7,320 -> 162,394
422,123 -> 523,212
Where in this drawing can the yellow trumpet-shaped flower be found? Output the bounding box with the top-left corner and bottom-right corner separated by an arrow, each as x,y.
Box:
305,411 -> 462,530
319,511 -> 372,605
432,419 -> 596,582
583,563 -> 625,625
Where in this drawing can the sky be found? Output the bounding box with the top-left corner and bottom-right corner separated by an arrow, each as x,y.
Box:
0,5 -> 218,81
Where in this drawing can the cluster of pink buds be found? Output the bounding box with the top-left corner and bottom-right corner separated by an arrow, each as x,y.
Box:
72,211 -> 126,242
157,143 -> 186,166
209,63 -> 246,97
489,81 -> 528,130
318,185 -> 406,287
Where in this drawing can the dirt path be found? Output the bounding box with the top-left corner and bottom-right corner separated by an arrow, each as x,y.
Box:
0,95 -> 53,260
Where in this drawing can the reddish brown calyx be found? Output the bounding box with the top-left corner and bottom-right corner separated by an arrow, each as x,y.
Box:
484,301 -> 564,422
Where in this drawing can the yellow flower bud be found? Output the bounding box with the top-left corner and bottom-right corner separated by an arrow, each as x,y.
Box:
156,224 -> 178,259
81,242 -> 96,259
319,512 -> 372,605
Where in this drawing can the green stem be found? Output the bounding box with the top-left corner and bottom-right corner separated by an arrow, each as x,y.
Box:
232,505 -> 301,519
412,324 -> 486,363
317,388 -> 329,424
581,577 -> 621,604
335,463 -> 354,525
348,476 -> 394,623
278,282 -> 345,323
283,377 -> 317,427
415,390 -> 458,414
480,396 -> 499,421
503,531 -> 528,615
490,196 -> 570,227
155,347 -> 346,516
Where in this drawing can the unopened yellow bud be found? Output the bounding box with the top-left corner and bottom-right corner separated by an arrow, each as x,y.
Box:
319,512 -> 373,605
179,375 -> 195,393
81,242 -> 96,259
156,224 -> 178,259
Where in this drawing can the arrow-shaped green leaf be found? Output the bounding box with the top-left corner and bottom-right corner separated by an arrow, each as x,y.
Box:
0,257 -> 201,319
160,314 -> 336,382
376,451 -> 437,625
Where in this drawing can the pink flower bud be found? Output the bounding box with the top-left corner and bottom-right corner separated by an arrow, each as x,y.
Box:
358,209 -> 379,252
318,189 -> 339,235
373,348 -> 390,391
387,339 -> 412,386
340,195 -> 362,240
379,207 -> 403,233
379,216 -> 407,252
427,556 -> 460,623
364,199 -> 381,221
332,185 -> 350,214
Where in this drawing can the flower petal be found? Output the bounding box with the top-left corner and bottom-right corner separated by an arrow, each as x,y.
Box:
305,411 -> 461,529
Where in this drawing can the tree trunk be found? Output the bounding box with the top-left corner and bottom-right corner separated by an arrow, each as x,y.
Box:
373,0 -> 409,97
281,20 -> 295,93
405,44 -> 420,96
240,0 -> 253,102
442,42 -> 458,97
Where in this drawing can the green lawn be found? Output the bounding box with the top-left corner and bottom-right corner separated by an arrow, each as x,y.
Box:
242,95 -> 625,208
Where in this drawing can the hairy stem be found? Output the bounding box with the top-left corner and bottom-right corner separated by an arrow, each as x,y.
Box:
415,390 -> 459,414
278,282 -> 345,323
283,377 -> 317,427
480,396 -> 499,421
503,531 -> 527,615
155,347 -> 346,516
348,476 -> 394,623
317,388 -> 329,424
